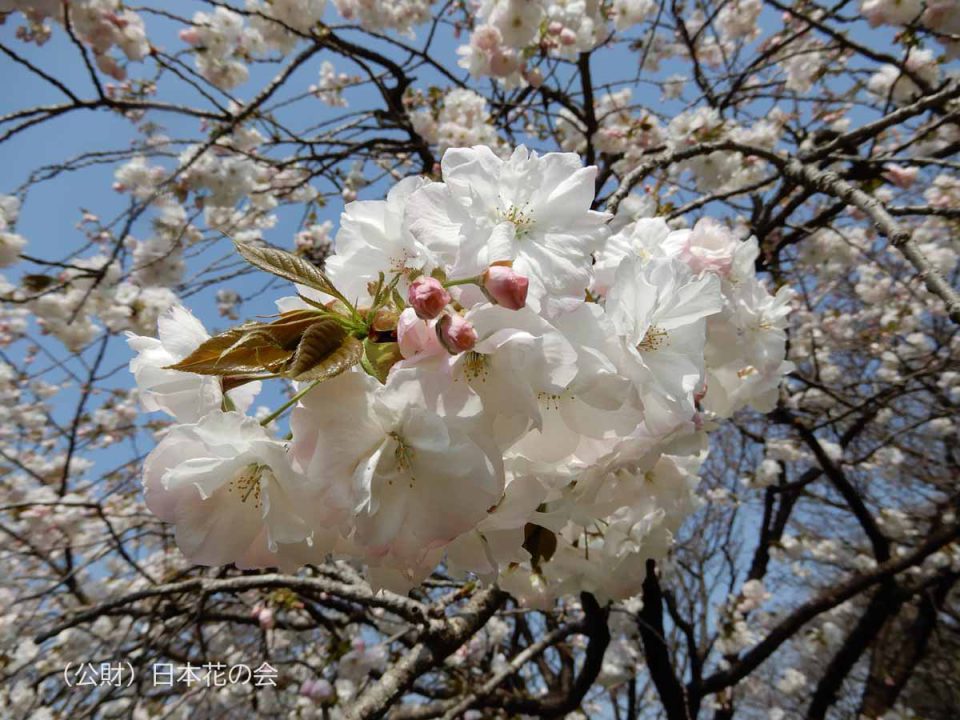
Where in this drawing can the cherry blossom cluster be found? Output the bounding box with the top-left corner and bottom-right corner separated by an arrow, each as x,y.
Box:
171,1 -> 437,89
457,0 -> 611,85
0,0 -> 149,79
868,49 -> 943,105
0,195 -> 26,268
311,61 -> 355,107
0,191 -> 184,350
862,0 -> 960,58
407,88 -> 507,156
556,88 -> 666,174
3,117 -> 325,352
128,145 -> 792,604
456,0 -> 765,86
331,0 -> 435,35
167,0 -> 448,94
27,250 -> 178,351
558,93 -> 785,191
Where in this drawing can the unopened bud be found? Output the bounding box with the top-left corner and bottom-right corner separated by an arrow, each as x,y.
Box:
397,308 -> 442,359
179,28 -> 202,45
481,265 -> 529,310
883,164 -> 918,189
524,68 -> 544,88
301,678 -> 335,702
489,50 -> 519,78
407,276 -> 451,320
251,605 -> 274,629
437,314 -> 478,354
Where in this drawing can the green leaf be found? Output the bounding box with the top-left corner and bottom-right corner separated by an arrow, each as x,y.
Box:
283,320 -> 362,381
361,339 -> 403,384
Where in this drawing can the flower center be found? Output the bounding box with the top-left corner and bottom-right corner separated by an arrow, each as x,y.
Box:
737,365 -> 758,379
389,431 -> 415,471
389,249 -> 416,273
387,432 -> 416,489
227,463 -> 266,509
637,325 -> 669,352
537,391 -> 575,411
460,351 -> 489,382
499,202 -> 534,237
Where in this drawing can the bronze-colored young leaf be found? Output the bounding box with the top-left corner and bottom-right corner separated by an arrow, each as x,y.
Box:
284,320 -> 362,381
166,310 -> 324,376
21,274 -> 58,292
254,309 -> 327,351
221,374 -> 274,394
235,240 -> 336,296
166,326 -> 290,375
361,339 -> 403,384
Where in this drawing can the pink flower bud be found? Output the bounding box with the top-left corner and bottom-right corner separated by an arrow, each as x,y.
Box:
96,55 -> 126,81
489,50 -> 519,78
397,307 -> 443,361
524,68 -> 544,88
883,165 -> 918,189
251,605 -> 274,629
179,28 -> 202,45
481,265 -> 529,310
301,678 -> 334,701
407,276 -> 451,320
257,607 -> 274,629
437,314 -> 478,355
559,28 -> 578,46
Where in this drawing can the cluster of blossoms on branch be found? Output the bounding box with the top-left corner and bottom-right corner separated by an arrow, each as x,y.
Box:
1,0 -> 423,91
0,195 -> 26,268
863,0 -> 960,58
457,0 -> 766,85
408,88 -> 507,156
0,0 -> 149,79
128,145 -> 792,605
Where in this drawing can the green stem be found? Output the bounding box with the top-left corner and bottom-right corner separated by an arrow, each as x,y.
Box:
443,275 -> 480,289
259,379 -> 324,427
